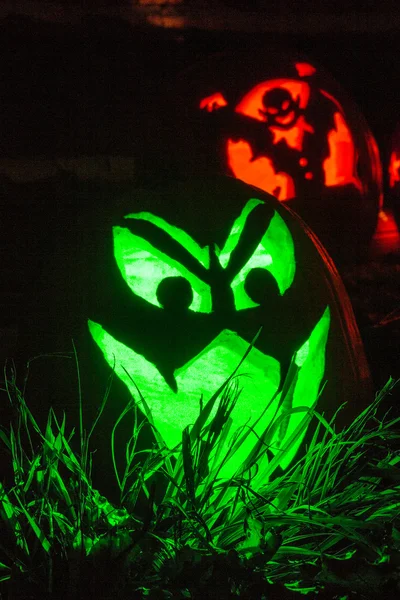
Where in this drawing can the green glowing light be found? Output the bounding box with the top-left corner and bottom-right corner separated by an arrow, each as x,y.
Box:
295,340 -> 309,367
88,320 -> 281,478
274,306 -> 331,470
89,303 -> 330,478
94,200 -> 330,479
115,200 -> 295,314
113,227 -> 212,313
217,198 -> 264,268
124,211 -> 210,268
230,211 -> 296,310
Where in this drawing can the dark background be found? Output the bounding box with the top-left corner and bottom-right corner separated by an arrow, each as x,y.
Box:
0,2 -> 399,161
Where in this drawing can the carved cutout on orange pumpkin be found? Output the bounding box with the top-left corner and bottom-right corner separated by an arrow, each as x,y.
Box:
199,92 -> 228,112
230,80 -> 360,200
295,62 -> 317,77
200,76 -> 362,203
323,111 -> 362,191
226,139 -> 295,200
389,151 -> 400,189
234,79 -> 312,149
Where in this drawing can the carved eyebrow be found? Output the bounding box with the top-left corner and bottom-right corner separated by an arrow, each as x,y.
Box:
124,212 -> 210,266
118,212 -> 211,283
217,198 -> 264,268
229,209 -> 296,311
118,199 -> 277,287
216,198 -> 276,282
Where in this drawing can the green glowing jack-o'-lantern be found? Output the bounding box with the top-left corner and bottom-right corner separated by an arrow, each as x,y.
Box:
147,48 -> 382,263
87,177 -> 371,479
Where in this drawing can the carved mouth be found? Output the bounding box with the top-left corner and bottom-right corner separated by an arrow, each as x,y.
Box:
88,306 -> 330,477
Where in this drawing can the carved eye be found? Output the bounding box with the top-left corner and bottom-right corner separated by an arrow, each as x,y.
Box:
113,200 -> 295,315
113,221 -> 212,313
156,276 -> 193,311
228,210 -> 295,310
243,267 -> 280,306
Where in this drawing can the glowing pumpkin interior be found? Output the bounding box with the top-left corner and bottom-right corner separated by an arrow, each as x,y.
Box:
199,62 -> 370,203
89,197 -> 331,478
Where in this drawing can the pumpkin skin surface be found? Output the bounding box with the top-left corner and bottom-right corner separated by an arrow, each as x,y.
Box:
150,49 -> 382,263
87,177 -> 371,479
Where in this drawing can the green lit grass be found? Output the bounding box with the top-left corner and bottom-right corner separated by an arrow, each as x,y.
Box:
0,350 -> 400,600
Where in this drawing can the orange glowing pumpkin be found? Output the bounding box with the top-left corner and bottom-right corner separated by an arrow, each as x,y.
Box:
156,48 -> 383,263
204,72 -> 364,201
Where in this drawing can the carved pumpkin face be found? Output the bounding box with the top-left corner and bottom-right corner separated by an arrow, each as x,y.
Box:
202,69 -> 366,202
87,177 -> 371,479
153,49 -> 382,262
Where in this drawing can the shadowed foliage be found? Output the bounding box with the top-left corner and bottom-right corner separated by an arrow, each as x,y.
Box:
0,345 -> 400,599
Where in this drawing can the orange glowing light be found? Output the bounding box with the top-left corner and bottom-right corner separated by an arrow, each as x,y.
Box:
214,77 -> 367,202
370,209 -> 400,256
323,112 -> 362,190
226,139 -> 295,201
389,151 -> 400,188
234,80 -> 313,152
270,115 -> 314,151
295,62 -> 317,77
235,80 -> 310,117
146,15 -> 186,28
199,92 -> 228,112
